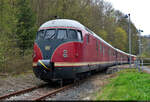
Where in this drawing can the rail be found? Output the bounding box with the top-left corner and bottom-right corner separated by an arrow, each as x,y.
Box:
0,83 -> 75,101
0,84 -> 47,100
32,84 -> 74,101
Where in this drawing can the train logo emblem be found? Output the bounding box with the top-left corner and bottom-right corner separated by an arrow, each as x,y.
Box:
45,46 -> 50,51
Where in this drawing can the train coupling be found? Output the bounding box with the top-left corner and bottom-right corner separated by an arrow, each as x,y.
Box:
37,60 -> 52,71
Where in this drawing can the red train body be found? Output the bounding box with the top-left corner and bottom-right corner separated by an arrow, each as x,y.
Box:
32,19 -> 136,82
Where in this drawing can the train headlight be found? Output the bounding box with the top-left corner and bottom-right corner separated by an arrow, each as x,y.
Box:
32,62 -> 37,67
63,50 -> 68,58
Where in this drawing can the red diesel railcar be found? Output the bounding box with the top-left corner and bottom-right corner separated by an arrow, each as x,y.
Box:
32,19 -> 136,82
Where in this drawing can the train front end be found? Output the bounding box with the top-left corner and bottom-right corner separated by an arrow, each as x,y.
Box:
32,19 -> 83,82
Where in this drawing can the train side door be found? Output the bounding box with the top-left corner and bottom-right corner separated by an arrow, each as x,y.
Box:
83,34 -> 90,60
86,34 -> 90,45
108,48 -> 111,61
99,42 -> 103,61
115,51 -> 118,64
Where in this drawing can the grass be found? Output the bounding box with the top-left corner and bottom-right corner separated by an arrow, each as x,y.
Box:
96,68 -> 150,101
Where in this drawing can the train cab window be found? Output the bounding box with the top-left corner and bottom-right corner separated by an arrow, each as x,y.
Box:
68,29 -> 78,40
77,30 -> 82,41
45,29 -> 56,40
57,29 -> 67,39
68,29 -> 82,41
37,30 -> 45,40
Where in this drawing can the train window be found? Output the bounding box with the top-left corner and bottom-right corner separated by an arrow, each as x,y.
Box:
68,29 -> 78,40
100,43 -> 102,53
96,40 -> 98,51
57,29 -> 67,39
37,30 -> 45,40
45,29 -> 56,40
103,46 -> 105,56
77,30 -> 82,41
109,49 -> 111,56
113,52 -> 115,57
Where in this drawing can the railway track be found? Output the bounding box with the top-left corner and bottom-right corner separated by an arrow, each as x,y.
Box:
32,84 -> 74,101
0,82 -> 74,100
0,84 -> 47,100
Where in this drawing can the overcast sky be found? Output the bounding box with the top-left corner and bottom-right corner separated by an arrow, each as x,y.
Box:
105,0 -> 150,35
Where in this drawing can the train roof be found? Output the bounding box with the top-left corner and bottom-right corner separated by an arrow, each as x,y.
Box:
40,19 -> 136,57
85,23 -> 135,56
39,19 -> 85,30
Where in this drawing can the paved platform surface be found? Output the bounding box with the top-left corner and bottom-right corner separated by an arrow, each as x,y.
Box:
142,66 -> 150,72
134,65 -> 150,73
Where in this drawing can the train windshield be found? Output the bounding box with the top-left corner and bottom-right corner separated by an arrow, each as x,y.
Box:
37,30 -> 45,40
57,29 -> 82,41
45,29 -> 56,40
57,29 -> 67,39
68,29 -> 78,40
37,29 -> 82,41
37,29 -> 56,40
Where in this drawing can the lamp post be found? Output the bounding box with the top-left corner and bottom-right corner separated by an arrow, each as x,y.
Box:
138,29 -> 143,56
138,29 -> 143,71
124,14 -> 132,68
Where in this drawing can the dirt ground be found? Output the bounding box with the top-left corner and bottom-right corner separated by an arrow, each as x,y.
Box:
0,70 -> 46,96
